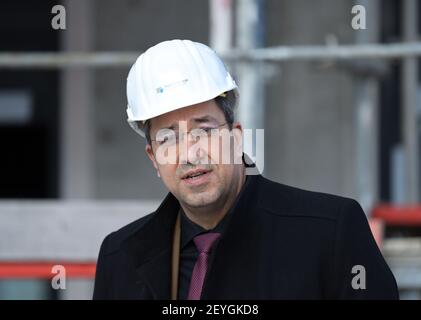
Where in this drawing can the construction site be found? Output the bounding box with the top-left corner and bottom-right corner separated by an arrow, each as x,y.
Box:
0,0 -> 421,300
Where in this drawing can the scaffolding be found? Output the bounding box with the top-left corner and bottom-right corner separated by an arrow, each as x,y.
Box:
1,42 -> 421,68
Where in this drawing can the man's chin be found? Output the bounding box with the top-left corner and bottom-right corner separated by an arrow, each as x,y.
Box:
180,191 -> 220,209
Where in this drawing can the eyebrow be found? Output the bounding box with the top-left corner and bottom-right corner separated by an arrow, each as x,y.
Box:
161,115 -> 219,130
161,124 -> 176,131
191,115 -> 219,124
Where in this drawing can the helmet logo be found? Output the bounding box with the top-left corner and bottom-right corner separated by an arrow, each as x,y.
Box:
156,78 -> 189,94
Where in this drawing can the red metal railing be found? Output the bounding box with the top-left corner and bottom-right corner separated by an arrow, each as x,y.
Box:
372,204 -> 421,226
0,262 -> 96,279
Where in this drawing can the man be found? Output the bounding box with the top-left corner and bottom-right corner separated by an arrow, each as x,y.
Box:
93,39 -> 398,300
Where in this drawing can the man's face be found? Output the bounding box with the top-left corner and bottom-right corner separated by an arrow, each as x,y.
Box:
145,100 -> 243,210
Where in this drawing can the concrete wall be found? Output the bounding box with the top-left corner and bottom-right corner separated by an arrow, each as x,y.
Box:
265,0 -> 358,198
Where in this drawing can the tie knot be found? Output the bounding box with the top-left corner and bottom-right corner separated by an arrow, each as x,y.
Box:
193,232 -> 221,253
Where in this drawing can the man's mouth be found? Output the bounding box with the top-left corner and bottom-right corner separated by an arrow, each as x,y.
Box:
181,169 -> 212,181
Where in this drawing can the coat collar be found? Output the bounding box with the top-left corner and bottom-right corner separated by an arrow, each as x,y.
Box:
124,174 -> 263,299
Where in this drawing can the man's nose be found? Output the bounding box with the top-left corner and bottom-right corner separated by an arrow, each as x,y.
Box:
178,135 -> 208,165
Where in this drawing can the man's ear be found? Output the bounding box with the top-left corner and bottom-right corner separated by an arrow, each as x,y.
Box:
145,144 -> 159,172
232,121 -> 243,142
233,121 -> 243,133
232,122 -> 243,164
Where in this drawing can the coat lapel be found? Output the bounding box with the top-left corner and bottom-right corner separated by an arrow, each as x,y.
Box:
124,193 -> 180,299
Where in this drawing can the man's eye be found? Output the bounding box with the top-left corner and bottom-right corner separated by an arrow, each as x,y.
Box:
158,136 -> 170,144
200,127 -> 214,133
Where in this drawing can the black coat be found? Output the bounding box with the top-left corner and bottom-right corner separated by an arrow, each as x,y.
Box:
93,174 -> 399,299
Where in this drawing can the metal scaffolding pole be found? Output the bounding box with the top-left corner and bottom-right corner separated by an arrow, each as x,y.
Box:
354,0 -> 380,213
2,43 -> 421,69
401,0 -> 420,203
60,0 -> 94,200
209,0 -> 233,52
236,0 -> 265,174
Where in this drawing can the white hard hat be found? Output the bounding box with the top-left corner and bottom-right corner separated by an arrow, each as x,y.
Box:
126,39 -> 239,137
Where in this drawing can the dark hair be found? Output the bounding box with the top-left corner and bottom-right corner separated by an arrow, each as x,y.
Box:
141,89 -> 237,145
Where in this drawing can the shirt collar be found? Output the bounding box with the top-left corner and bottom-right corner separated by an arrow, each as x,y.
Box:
180,209 -> 206,249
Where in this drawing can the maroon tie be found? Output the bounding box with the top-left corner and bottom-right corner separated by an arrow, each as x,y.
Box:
187,232 -> 221,300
